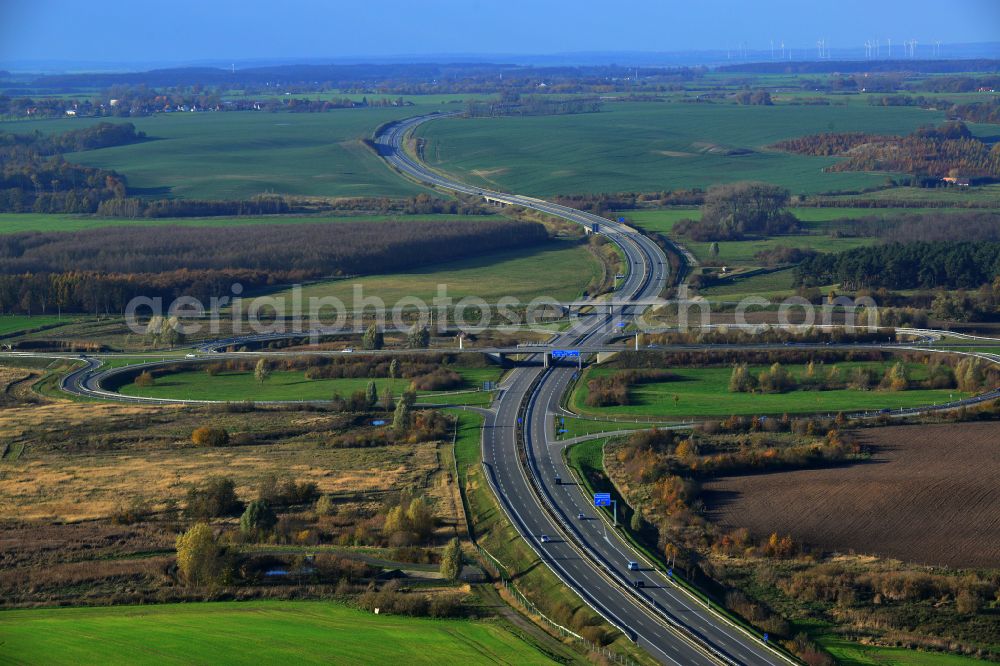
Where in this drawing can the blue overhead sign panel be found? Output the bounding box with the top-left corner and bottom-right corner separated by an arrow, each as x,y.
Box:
552,349 -> 580,359
618,217 -> 625,223
594,492 -> 612,507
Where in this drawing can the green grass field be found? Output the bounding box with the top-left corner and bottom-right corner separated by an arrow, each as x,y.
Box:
0,601 -> 557,665
819,635 -> 990,666
696,267 -> 802,300
415,102 -> 944,196
118,365 -> 501,401
268,240 -> 602,305
555,416 -> 661,440
0,109 -> 429,200
0,314 -> 78,337
0,212 -> 496,234
572,362 -> 970,419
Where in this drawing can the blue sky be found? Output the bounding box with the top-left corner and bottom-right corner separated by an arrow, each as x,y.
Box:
2,0 -> 998,65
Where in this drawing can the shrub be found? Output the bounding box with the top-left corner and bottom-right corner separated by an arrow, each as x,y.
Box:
429,594 -> 465,618
184,476 -> 242,519
191,426 -> 230,447
315,494 -> 336,516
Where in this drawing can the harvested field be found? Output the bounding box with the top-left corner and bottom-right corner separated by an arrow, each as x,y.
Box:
703,422 -> 1000,568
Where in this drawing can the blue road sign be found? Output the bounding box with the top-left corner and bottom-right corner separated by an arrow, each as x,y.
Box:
558,429 -> 568,434
560,417 -> 565,424
667,568 -> 673,577
618,217 -> 625,223
552,349 -> 580,359
616,321 -> 626,328
763,633 -> 769,643
594,492 -> 612,507
371,420 -> 386,426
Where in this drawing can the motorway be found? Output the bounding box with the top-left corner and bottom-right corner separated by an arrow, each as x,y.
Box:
376,114 -> 788,665
11,113 -> 1000,664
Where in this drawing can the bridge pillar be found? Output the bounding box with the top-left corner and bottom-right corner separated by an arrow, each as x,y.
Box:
542,352 -> 550,368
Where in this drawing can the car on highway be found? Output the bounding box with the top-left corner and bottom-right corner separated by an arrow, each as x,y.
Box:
627,561 -> 640,571
577,512 -> 586,520
341,348 -> 354,353
634,580 -> 645,588
184,353 -> 197,358
539,535 -> 551,544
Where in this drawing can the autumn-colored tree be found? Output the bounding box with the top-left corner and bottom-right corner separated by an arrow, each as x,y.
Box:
176,523 -> 225,585
764,532 -> 797,559
254,358 -> 270,384
134,370 -> 155,387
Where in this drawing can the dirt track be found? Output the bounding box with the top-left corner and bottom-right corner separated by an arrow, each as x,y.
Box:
703,422 -> 1000,568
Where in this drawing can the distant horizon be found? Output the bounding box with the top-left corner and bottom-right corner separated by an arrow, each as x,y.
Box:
3,40 -> 1000,75
3,0 -> 999,72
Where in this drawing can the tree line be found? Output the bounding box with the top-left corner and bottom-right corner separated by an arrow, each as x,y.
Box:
826,211 -> 1000,244
796,241 -> 1000,290
772,121 -> 1000,181
0,122 -> 145,214
0,219 -> 548,314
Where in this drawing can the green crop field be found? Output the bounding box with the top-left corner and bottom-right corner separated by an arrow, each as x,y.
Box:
0,109 -> 430,200
571,362 -> 970,419
0,212 -> 497,235
685,236 -> 874,266
415,102 -> 945,196
118,365 -> 501,401
0,601 -> 557,665
619,206 -> 974,236
823,184 -> 1000,206
268,240 -> 603,305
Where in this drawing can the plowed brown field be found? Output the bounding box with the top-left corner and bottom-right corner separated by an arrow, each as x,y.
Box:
703,422 -> 1000,568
